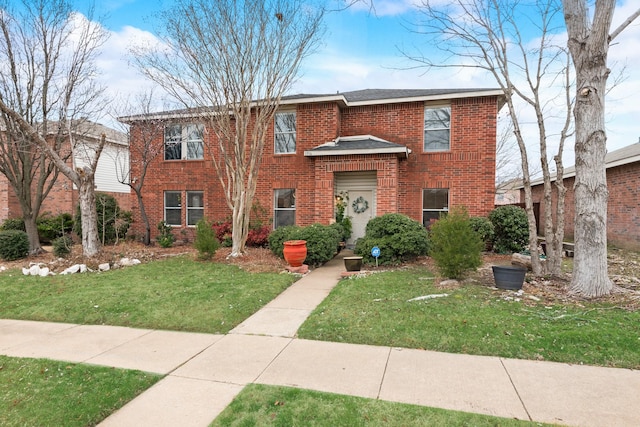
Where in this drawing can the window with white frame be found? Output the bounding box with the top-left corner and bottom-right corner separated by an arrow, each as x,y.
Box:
274,189 -> 295,228
422,189 -> 449,228
164,124 -> 204,160
274,112 -> 296,154
187,191 -> 204,226
424,106 -> 451,151
164,191 -> 182,226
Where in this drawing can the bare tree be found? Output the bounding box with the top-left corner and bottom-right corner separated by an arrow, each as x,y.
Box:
131,0 -> 325,257
0,0 -> 109,257
115,91 -> 166,246
562,1 -> 640,297
406,0 -> 572,276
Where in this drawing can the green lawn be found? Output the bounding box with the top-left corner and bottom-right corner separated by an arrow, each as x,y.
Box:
211,384 -> 554,426
0,257 -> 297,334
297,269 -> 640,369
0,355 -> 160,427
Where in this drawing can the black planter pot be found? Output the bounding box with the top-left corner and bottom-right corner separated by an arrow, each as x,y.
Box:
492,265 -> 527,290
344,256 -> 363,272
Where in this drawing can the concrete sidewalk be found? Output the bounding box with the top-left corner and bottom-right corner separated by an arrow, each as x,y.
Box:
1,253 -> 639,427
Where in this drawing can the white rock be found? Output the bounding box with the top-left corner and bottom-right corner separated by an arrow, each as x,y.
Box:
118,258 -> 141,267
79,264 -> 87,273
98,263 -> 110,271
22,267 -> 30,276
61,264 -> 81,275
407,293 -> 449,302
29,265 -> 41,276
38,267 -> 50,277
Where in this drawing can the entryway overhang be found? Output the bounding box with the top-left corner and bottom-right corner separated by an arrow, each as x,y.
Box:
303,135 -> 411,159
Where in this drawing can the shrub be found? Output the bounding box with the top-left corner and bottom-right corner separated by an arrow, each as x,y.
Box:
488,205 -> 529,254
0,218 -> 26,232
37,213 -> 74,243
296,223 -> 341,267
268,225 -> 302,258
329,222 -> 346,243
247,225 -> 271,247
0,230 -> 29,261
469,216 -> 495,250
156,221 -> 175,248
212,221 -> 233,247
354,213 -> 430,265
74,193 -> 131,244
52,235 -> 73,258
268,223 -> 340,267
194,218 -> 219,260
429,207 -> 483,279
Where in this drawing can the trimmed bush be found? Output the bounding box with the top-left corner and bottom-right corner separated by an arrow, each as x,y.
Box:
489,205 -> 529,254
52,235 -> 73,258
469,216 -> 495,250
429,207 -> 483,279
268,225 -> 301,258
0,218 -> 26,232
296,224 -> 341,267
354,213 -> 430,265
194,218 -> 219,260
268,223 -> 340,267
0,230 -> 29,261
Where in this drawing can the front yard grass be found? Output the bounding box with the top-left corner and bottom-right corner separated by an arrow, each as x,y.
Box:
0,355 -> 160,427
0,257 -> 297,334
297,269 -> 640,369
211,384 -> 554,426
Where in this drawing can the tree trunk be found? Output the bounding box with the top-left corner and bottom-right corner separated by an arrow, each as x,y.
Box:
23,215 -> 43,255
564,0 -> 614,297
135,189 -> 151,246
77,175 -> 101,257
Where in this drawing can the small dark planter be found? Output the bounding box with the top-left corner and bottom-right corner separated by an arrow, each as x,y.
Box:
344,256 -> 363,272
492,265 -> 527,290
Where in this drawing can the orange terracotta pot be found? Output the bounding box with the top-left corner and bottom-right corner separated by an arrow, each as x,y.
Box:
283,240 -> 307,267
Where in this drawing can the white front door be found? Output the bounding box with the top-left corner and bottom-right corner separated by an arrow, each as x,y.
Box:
347,189 -> 374,247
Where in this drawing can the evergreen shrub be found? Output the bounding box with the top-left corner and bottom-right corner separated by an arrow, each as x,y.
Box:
488,205 -> 529,254
194,218 -> 219,260
469,216 -> 495,250
0,230 -> 29,261
156,221 -> 175,248
268,225 -> 301,258
0,218 -> 26,232
52,235 -> 74,258
354,213 -> 430,265
430,207 -> 483,279
268,223 -> 340,267
37,213 -> 74,243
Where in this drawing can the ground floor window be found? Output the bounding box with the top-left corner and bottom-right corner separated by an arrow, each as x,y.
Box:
274,189 -> 295,228
422,188 -> 449,228
164,191 -> 182,226
164,190 -> 204,226
187,191 -> 204,226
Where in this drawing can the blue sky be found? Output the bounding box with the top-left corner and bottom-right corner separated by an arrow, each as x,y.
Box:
81,0 -> 640,173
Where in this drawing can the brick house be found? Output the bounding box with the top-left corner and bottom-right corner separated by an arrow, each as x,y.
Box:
123,89 -> 504,244
525,142 -> 640,250
0,120 -> 130,222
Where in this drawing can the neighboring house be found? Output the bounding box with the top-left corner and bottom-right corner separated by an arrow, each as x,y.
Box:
523,142 -> 640,250
0,119 -> 130,222
123,88 -> 504,244
495,178 -> 522,206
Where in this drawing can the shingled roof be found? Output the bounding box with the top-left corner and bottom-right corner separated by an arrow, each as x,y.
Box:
120,88 -> 503,122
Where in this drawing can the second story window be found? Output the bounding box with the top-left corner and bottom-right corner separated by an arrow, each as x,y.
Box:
424,106 -> 451,152
165,124 -> 204,160
275,111 -> 296,154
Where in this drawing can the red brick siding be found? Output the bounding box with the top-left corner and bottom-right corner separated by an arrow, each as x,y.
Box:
528,161 -> 640,249
129,96 -> 499,240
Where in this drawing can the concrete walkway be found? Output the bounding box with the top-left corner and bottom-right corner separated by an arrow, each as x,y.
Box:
1,252 -> 639,427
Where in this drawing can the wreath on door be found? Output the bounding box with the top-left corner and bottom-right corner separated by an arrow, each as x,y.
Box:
352,196 -> 369,214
